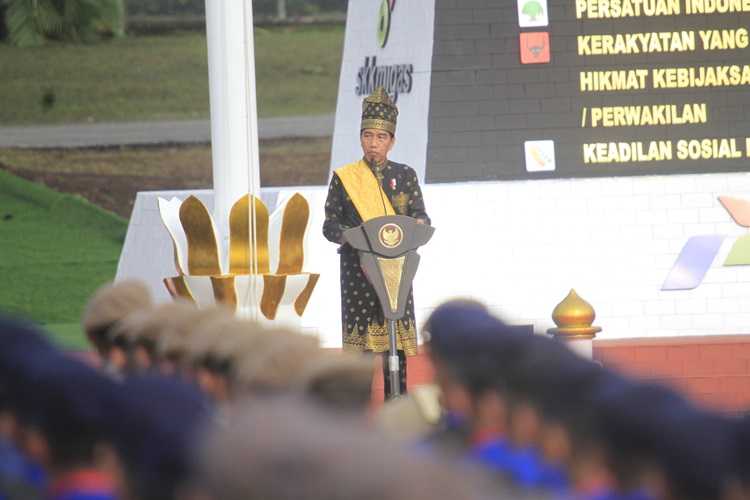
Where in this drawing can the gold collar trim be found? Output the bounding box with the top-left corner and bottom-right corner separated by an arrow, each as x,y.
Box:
335,159 -> 395,221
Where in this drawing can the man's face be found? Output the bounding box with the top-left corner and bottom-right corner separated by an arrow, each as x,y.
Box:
360,128 -> 395,165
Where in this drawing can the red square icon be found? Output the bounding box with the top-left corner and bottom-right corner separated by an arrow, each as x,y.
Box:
519,32 -> 550,64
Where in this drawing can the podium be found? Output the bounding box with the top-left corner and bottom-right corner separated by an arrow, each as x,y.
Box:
343,215 -> 434,398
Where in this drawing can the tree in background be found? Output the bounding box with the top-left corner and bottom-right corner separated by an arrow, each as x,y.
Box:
1,0 -> 124,46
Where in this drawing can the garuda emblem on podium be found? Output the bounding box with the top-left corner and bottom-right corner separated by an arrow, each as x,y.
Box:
379,223 -> 403,249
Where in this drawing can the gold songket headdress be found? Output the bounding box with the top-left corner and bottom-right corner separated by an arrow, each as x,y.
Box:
360,85 -> 398,136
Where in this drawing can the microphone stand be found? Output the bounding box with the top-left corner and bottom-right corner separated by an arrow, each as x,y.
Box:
371,157 -> 389,217
370,156 -> 401,399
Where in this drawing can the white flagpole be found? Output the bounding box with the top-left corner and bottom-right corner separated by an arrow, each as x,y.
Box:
243,0 -> 263,321
204,0 -> 262,320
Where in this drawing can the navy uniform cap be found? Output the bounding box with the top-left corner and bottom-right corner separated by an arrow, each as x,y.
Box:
501,333 -> 578,398
597,378 -> 740,498
453,324 -> 534,395
657,410 -> 738,499
422,299 -> 521,369
423,300 -> 537,397
4,347 -> 63,421
595,379 -> 693,457
26,354 -> 115,440
732,415 -> 750,487
528,340 -> 605,422
0,316 -> 56,407
422,299 -> 495,341
0,315 -> 55,358
104,373 -> 212,499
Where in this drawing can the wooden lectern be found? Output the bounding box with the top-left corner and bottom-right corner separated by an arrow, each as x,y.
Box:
343,215 -> 435,399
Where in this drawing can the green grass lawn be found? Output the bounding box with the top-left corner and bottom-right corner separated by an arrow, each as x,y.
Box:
0,25 -> 344,347
0,171 -> 128,349
0,25 -> 344,125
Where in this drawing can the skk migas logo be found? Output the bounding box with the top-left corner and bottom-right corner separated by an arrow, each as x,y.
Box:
377,0 -> 397,47
355,0 -> 412,102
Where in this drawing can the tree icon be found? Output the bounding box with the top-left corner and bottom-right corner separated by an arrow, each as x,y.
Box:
522,1 -> 544,22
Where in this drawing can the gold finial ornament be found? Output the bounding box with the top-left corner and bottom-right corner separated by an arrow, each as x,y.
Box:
547,289 -> 602,340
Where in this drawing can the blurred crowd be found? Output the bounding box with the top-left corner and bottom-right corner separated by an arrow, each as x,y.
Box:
0,280 -> 748,499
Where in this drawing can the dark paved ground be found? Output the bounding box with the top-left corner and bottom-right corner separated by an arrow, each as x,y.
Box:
0,114 -> 334,148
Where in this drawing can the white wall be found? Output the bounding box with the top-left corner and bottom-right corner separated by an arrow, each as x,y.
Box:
117,171 -> 750,349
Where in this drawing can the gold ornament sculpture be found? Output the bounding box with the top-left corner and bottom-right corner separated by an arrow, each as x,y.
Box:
158,193 -> 319,330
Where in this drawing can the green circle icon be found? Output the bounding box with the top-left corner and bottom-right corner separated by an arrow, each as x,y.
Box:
377,0 -> 391,48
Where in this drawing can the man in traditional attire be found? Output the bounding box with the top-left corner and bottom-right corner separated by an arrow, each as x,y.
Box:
323,85 -> 431,399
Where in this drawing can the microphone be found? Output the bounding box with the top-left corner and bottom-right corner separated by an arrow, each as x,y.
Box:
369,157 -> 379,175
370,157 -> 389,216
